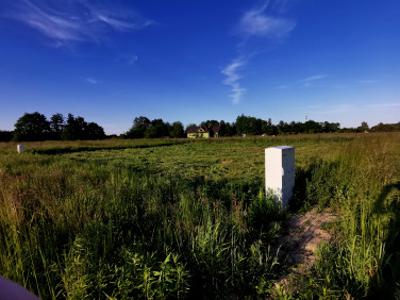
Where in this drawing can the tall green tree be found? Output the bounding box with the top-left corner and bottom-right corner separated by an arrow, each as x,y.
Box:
303,120 -> 323,133
371,122 -> 400,132
14,112 -> 50,141
200,120 -> 219,130
169,121 -> 185,138
85,122 -> 106,139
62,114 -> 84,140
145,119 -> 168,138
61,114 -> 105,140
358,121 -> 369,132
126,116 -> 151,138
49,113 -> 64,140
50,113 -> 64,133
322,122 -> 340,133
236,115 -> 261,135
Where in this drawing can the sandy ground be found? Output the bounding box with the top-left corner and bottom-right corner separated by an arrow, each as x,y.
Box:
274,208 -> 337,294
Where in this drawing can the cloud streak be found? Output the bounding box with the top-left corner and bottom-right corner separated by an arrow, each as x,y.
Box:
299,74 -> 328,87
5,0 -> 154,47
223,1 -> 296,104
221,58 -> 247,104
85,77 -> 99,85
238,2 -> 295,38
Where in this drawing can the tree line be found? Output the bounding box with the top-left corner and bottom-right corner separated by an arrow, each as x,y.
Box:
123,116 -> 185,138
0,112 -> 398,141
1,112 -> 106,141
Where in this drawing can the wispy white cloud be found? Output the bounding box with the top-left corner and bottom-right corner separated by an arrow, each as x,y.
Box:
221,57 -> 247,104
299,74 -> 328,87
274,74 -> 328,90
5,0 -> 154,47
94,14 -> 153,31
299,74 -> 328,83
237,1 -> 295,38
85,77 -> 99,85
223,1 -> 296,104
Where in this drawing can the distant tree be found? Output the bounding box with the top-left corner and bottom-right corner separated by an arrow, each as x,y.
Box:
303,120 -> 323,133
218,121 -> 228,136
322,121 -> 340,133
61,114 -> 105,140
14,112 -> 50,141
270,125 -> 279,135
62,114 -> 84,140
134,116 -> 151,128
236,115 -> 262,135
261,118 -> 275,135
145,119 -> 168,138
144,126 -> 158,138
358,121 -> 369,132
50,113 -> 64,133
0,130 -> 13,141
277,121 -> 289,134
217,121 -> 236,136
200,120 -> 219,130
169,121 -> 185,138
49,113 -> 64,140
126,116 -> 151,138
235,115 -> 246,134
227,122 -> 237,136
371,122 -> 400,132
85,122 -> 105,139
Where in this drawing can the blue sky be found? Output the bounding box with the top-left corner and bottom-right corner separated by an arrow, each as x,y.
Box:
0,0 -> 399,134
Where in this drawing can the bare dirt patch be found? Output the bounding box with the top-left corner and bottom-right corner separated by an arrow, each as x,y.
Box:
274,208 -> 337,294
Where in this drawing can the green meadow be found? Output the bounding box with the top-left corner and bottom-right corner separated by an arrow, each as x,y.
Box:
0,133 -> 399,299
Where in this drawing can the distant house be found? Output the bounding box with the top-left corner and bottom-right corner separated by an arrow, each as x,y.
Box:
186,124 -> 221,139
186,126 -> 210,139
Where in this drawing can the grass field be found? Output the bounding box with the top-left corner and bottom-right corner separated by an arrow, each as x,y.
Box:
1,133 -> 399,299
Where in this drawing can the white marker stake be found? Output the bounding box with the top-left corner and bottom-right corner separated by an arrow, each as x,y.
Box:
17,144 -> 25,154
265,146 -> 295,207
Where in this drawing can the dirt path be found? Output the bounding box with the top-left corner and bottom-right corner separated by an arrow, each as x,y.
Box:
274,208 -> 337,294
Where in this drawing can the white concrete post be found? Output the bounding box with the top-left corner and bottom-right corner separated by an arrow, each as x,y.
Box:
265,146 -> 295,207
17,144 -> 25,154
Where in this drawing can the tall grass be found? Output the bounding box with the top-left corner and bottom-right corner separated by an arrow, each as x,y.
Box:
0,158 -> 284,298
296,134 -> 400,298
0,133 -> 399,298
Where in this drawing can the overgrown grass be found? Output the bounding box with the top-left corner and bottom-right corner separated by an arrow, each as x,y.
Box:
294,134 -> 400,299
0,160 -> 284,298
0,133 -> 399,298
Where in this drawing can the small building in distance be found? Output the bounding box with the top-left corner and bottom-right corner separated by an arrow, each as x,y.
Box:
186,124 -> 220,139
186,125 -> 210,139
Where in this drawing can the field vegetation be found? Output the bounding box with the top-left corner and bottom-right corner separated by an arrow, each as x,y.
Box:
0,133 -> 399,299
